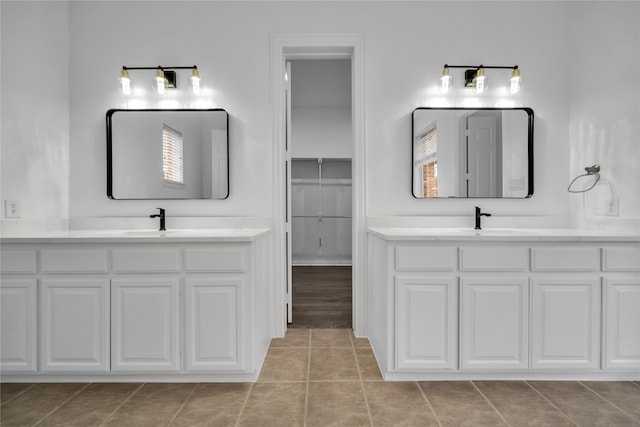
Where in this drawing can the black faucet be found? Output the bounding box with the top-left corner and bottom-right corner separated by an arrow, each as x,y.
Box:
150,208 -> 166,231
475,206 -> 491,230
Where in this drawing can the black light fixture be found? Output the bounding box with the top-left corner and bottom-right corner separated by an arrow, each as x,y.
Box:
439,64 -> 521,94
119,65 -> 202,95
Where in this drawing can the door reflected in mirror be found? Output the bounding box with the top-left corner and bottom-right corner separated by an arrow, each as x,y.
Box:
107,109 -> 229,200
412,107 -> 533,199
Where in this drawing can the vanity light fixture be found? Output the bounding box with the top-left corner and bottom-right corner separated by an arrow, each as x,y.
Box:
119,65 -> 202,95
438,66 -> 453,93
439,64 -> 521,94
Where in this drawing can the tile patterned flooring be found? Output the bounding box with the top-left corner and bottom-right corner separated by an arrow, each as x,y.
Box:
2,328 -> 640,426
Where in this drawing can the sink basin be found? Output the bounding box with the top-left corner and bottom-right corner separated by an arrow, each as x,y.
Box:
119,230 -> 184,237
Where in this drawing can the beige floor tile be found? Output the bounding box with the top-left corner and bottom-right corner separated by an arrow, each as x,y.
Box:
419,381 -> 506,426
581,381 -> 640,422
170,383 -> 251,426
529,381 -> 639,426
351,330 -> 372,348
311,328 -> 353,348
258,348 -> 309,381
270,329 -> 311,348
37,383 -> 141,427
356,347 -> 383,381
306,382 -> 370,426
309,348 -> 359,381
102,383 -> 196,427
474,381 -> 575,426
0,383 -> 87,427
0,383 -> 34,405
365,381 -> 438,426
238,382 -> 306,427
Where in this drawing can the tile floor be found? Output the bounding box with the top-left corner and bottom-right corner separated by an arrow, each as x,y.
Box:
1,329 -> 640,426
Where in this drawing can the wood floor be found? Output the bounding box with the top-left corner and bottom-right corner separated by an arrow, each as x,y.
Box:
290,266 -> 352,328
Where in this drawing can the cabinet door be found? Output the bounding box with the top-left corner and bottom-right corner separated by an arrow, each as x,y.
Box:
461,277 -> 529,370
395,276 -> 457,370
111,278 -> 180,372
604,278 -> 640,370
185,278 -> 244,372
0,279 -> 37,372
41,278 -> 109,372
531,278 -> 600,370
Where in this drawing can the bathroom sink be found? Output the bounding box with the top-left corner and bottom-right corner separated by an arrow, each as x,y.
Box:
119,230 -> 184,237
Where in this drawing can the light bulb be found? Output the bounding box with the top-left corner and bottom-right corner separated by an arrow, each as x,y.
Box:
153,69 -> 166,94
188,68 -> 202,94
510,68 -> 522,94
473,67 -> 486,94
119,69 -> 132,95
439,67 -> 452,94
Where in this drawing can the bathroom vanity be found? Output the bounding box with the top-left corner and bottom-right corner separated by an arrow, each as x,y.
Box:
368,227 -> 640,380
0,228 -> 272,382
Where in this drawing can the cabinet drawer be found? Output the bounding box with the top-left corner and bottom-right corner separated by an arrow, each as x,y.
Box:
459,247 -> 528,271
185,248 -> 246,272
603,247 -> 640,271
112,249 -> 180,273
531,247 -> 599,271
395,247 -> 456,271
1,250 -> 37,274
41,249 -> 108,273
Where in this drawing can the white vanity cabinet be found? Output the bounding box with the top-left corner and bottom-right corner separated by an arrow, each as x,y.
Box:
368,228 -> 640,380
0,228 -> 273,382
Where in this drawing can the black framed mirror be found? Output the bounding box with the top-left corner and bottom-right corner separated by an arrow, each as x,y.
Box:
412,107 -> 533,198
107,109 -> 229,200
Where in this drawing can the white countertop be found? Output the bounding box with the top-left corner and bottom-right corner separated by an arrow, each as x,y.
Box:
368,227 -> 640,242
0,228 -> 272,243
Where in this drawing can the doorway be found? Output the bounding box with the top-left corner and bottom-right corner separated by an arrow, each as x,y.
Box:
271,35 -> 365,338
286,59 -> 353,328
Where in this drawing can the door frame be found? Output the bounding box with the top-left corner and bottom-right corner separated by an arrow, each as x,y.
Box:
270,34 -> 366,337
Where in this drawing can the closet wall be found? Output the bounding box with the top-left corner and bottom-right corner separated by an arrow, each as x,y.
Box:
290,59 -> 352,265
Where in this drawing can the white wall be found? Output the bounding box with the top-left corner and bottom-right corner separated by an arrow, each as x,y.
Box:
291,59 -> 352,159
1,1 -> 69,221
1,1 -> 638,223
568,2 -> 640,219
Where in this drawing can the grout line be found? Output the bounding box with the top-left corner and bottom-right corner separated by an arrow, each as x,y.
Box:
470,381 -> 513,427
415,382 -> 443,427
234,382 -> 254,427
98,382 -> 146,427
32,382 -> 92,427
350,330 -> 373,427
1,382 -> 38,407
578,381 -> 640,424
303,329 -> 312,427
524,381 -> 579,427
166,382 -> 199,426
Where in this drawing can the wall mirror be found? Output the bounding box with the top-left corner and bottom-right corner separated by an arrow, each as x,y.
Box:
412,107 -> 533,198
107,109 -> 228,199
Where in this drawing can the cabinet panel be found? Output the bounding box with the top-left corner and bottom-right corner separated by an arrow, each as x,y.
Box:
604,278 -> 640,369
1,250 -> 37,274
111,278 -> 180,371
531,278 -> 600,370
460,247 -> 528,271
461,277 -> 529,370
395,276 -> 457,370
112,249 -> 179,273
602,247 -> 640,271
41,249 -> 108,273
40,278 -> 109,371
395,247 -> 456,271
531,247 -> 599,271
185,279 -> 243,371
0,279 -> 37,372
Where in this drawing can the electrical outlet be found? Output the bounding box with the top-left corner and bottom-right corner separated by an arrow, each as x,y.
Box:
607,198 -> 619,216
5,200 -> 20,218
